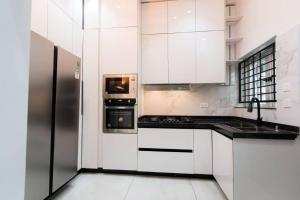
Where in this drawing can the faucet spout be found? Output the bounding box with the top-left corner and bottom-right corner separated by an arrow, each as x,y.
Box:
247,97 -> 263,126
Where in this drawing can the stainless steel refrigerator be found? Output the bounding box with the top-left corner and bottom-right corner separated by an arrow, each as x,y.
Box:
25,32 -> 81,200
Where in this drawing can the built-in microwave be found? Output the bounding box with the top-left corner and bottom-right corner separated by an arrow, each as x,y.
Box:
103,74 -> 137,99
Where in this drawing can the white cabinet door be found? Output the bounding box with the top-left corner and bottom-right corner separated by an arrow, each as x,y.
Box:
142,35 -> 168,84
101,0 -> 138,28
138,151 -> 194,174
103,134 -> 138,170
51,0 -> 73,17
213,131 -> 234,200
31,0 -> 48,37
196,0 -> 225,31
168,33 -> 196,84
100,27 -> 138,74
73,0 -> 83,26
196,31 -> 225,83
73,22 -> 83,58
82,29 -> 99,169
84,0 -> 99,29
168,0 -> 196,33
138,128 -> 194,150
142,2 -> 168,34
194,130 -> 212,175
48,1 -> 73,52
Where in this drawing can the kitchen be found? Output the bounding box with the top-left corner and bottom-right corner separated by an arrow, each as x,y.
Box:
1,0 -> 300,200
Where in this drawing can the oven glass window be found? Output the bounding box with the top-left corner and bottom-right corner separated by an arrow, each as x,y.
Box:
106,109 -> 134,129
106,77 -> 130,94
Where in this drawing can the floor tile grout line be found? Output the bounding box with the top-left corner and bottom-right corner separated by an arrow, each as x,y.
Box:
123,176 -> 135,200
190,179 -> 199,200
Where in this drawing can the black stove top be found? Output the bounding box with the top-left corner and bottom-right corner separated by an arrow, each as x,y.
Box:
140,116 -> 194,124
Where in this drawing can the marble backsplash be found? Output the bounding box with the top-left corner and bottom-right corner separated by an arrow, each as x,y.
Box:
141,68 -> 239,116
141,25 -> 300,127
236,25 -> 300,126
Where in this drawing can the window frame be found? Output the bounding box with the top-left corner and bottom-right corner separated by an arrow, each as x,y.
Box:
238,43 -> 277,104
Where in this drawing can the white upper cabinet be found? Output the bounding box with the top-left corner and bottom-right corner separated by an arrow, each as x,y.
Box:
72,23 -> 83,57
84,0 -> 99,29
196,31 -> 225,83
142,2 -> 168,34
73,0 -> 83,26
100,27 -> 138,74
31,0 -> 48,37
168,0 -> 196,33
168,33 -> 196,84
48,1 -> 73,52
101,0 -> 138,28
51,0 -> 73,17
196,0 -> 225,31
142,34 -> 168,84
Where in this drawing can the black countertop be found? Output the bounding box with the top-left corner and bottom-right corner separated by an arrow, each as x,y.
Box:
138,116 -> 299,140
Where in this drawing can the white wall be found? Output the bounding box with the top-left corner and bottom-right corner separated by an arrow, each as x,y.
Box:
0,0 -> 31,199
236,0 -> 300,57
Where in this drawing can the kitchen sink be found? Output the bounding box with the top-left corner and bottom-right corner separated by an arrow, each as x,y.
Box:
235,127 -> 273,132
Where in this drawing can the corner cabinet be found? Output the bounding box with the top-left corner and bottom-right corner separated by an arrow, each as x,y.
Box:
212,131 -> 234,200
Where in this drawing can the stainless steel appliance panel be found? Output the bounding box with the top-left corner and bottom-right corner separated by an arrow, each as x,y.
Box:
25,32 -> 54,200
103,105 -> 138,134
103,74 -> 137,99
52,47 -> 80,192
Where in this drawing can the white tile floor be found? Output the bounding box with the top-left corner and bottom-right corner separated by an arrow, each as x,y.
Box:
52,174 -> 227,200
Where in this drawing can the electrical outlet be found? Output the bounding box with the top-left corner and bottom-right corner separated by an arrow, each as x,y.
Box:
200,103 -> 209,108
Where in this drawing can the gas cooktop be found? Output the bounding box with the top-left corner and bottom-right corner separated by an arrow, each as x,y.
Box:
140,116 -> 194,124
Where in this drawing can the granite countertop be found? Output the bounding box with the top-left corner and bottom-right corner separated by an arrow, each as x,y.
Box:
138,116 -> 299,140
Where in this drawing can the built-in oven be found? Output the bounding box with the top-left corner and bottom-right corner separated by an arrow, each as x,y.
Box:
103,99 -> 137,134
103,74 -> 137,99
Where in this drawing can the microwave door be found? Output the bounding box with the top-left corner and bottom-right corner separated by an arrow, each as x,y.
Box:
106,77 -> 130,95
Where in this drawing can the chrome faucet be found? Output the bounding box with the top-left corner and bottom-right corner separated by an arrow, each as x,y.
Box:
247,97 -> 263,126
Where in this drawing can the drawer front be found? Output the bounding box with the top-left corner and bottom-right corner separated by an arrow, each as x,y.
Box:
138,151 -> 194,174
138,128 -> 194,150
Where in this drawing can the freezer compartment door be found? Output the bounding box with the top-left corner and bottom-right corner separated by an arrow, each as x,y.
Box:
52,47 -> 81,192
25,32 -> 54,200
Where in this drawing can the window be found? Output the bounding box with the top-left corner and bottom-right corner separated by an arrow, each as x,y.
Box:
239,43 -> 276,105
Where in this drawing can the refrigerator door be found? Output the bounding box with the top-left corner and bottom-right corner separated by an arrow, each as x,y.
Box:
25,32 -> 54,200
52,47 -> 80,192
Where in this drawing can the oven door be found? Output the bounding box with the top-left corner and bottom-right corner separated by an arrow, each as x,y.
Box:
103,105 -> 137,134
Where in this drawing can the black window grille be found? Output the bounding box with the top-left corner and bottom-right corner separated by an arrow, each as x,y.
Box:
239,43 -> 277,104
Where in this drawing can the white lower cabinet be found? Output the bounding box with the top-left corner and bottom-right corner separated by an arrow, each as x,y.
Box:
138,128 -> 194,149
103,134 -> 137,171
194,130 -> 212,175
138,151 -> 194,174
138,128 -> 213,175
212,131 -> 234,200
